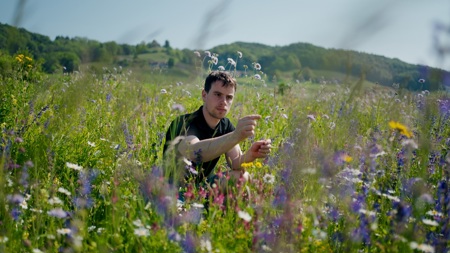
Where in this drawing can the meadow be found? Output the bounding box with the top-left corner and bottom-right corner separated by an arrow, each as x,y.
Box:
1,51 -> 449,253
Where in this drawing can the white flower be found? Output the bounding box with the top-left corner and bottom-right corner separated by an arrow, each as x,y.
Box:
32,249 -> 44,253
227,58 -> 236,66
134,227 -> 150,237
204,51 -> 211,57
87,141 -> 95,147
192,203 -> 204,209
218,66 -> 225,71
426,210 -> 443,217
194,51 -> 201,57
57,228 -> 72,235
160,89 -> 168,94
401,139 -> 418,149
237,51 -> 242,58
19,198 -> 28,209
263,174 -> 275,184
66,162 -> 83,171
200,238 -> 213,252
0,236 -> 8,243
422,219 -> 439,227
253,62 -> 261,70
381,193 -> 400,202
281,114 -> 288,119
262,245 -> 272,252
58,187 -> 71,196
410,242 -> 435,253
133,219 -> 143,227
211,56 -> 218,65
48,196 -> 63,205
254,74 -> 261,80
238,210 -> 252,222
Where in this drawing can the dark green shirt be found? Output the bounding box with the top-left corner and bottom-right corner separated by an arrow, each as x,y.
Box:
163,106 -> 235,184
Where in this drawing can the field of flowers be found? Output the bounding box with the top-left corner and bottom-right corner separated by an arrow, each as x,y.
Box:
1,51 -> 449,253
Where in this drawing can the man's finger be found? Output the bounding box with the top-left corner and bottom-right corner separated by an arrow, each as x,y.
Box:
243,114 -> 261,120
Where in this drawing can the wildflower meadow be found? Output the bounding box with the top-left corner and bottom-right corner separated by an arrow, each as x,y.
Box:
1,50 -> 450,253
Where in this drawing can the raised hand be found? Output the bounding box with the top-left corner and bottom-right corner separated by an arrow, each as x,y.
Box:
233,115 -> 261,141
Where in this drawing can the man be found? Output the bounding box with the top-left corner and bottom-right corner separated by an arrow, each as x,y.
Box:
163,71 -> 271,187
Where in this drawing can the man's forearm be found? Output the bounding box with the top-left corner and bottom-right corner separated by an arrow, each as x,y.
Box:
178,132 -> 240,163
229,152 -> 254,171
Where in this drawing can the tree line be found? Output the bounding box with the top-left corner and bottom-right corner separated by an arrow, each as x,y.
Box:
1,22 -> 448,91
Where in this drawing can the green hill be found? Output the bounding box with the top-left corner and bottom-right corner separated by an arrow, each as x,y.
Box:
1,22 -> 449,91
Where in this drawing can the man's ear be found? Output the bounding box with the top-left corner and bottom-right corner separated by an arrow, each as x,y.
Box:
202,89 -> 207,101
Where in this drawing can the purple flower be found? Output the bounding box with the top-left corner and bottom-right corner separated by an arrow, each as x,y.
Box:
48,208 -> 69,219
7,194 -> 24,204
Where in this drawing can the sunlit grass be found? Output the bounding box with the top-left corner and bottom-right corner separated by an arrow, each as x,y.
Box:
1,51 -> 449,252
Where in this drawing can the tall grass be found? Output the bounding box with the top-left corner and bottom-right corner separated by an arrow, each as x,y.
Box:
1,51 -> 449,253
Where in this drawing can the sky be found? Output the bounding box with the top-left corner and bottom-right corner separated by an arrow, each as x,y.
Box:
1,0 -> 450,70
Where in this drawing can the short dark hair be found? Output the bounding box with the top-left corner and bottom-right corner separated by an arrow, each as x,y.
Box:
204,71 -> 237,93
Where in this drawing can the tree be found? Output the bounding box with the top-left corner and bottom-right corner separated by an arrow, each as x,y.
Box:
164,40 -> 171,49
167,58 -> 175,69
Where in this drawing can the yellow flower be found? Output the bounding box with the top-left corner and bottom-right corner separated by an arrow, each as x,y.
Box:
255,162 -> 263,168
343,154 -> 353,163
389,121 -> 413,138
241,162 -> 253,169
25,56 -> 33,62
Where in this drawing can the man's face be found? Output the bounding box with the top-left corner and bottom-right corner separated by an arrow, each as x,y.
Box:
202,80 -> 235,120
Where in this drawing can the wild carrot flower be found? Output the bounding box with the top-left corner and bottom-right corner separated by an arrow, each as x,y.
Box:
218,66 -> 225,71
253,62 -> 262,70
389,121 -> 413,138
194,51 -> 201,57
254,74 -> 261,80
237,51 -> 243,58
